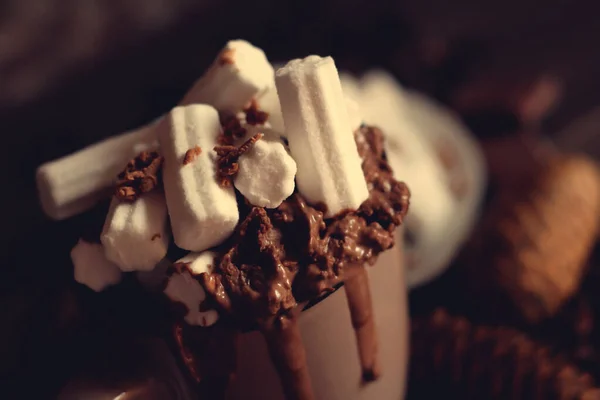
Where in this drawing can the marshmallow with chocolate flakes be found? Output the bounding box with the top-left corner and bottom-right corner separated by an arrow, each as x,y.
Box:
163,252 -> 219,327
234,138 -> 297,208
276,56 -> 369,217
71,239 -> 122,292
101,191 -> 169,271
181,40 -> 275,114
159,105 -> 239,251
36,122 -> 159,220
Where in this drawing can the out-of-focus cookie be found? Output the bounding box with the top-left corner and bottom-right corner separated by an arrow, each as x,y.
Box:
409,309 -> 600,400
462,154 -> 600,324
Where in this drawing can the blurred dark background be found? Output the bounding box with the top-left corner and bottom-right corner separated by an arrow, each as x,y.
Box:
2,0 -> 599,246
0,0 -> 599,398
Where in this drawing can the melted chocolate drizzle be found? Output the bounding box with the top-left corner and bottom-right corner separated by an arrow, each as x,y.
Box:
177,126 -> 410,399
344,265 -> 380,382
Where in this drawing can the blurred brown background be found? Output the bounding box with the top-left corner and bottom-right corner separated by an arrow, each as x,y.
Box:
2,0 -> 599,245
0,0 -> 599,397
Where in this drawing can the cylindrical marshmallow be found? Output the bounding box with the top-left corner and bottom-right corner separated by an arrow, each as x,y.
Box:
101,191 -> 170,271
181,40 -> 275,114
36,122 -> 159,220
275,56 -> 369,217
158,104 -> 239,251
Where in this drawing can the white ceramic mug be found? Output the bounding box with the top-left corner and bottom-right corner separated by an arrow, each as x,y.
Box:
228,243 -> 408,400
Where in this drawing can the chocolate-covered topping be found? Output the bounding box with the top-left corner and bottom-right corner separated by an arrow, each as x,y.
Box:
183,145 -> 202,165
219,48 -> 235,66
175,126 -> 409,400
204,125 -> 410,326
114,151 -> 163,201
244,100 -> 269,126
220,116 -> 247,145
214,133 -> 263,187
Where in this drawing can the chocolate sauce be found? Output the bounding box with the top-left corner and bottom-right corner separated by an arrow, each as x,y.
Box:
176,126 -> 410,399
261,313 -> 314,400
344,265 -> 380,382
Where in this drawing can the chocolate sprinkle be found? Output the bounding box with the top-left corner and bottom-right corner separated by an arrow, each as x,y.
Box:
244,100 -> 269,126
114,151 -> 163,201
220,116 -> 247,145
219,48 -> 235,66
183,146 -> 202,165
214,133 -> 263,187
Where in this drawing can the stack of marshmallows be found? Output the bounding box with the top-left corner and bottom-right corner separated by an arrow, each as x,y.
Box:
38,40 -> 371,327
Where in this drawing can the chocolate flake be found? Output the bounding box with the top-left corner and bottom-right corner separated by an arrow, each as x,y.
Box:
214,133 -> 263,187
183,146 -> 202,165
219,116 -> 247,145
115,151 -> 163,201
244,99 -> 269,125
219,48 -> 235,66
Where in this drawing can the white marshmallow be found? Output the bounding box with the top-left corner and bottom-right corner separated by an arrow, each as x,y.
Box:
71,239 -> 122,292
275,56 -> 369,217
36,122 -> 159,220
163,252 -> 219,327
101,191 -> 170,271
234,138 -> 297,208
181,40 -> 275,114
158,105 -> 239,251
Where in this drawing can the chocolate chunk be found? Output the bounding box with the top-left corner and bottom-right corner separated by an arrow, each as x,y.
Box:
151,233 -> 161,241
220,116 -> 247,145
114,151 -> 163,201
214,133 -> 263,187
219,48 -> 235,66
183,146 -> 202,165
244,99 -> 269,126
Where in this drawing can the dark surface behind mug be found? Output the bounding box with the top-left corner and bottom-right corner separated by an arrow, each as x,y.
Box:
0,0 -> 599,397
